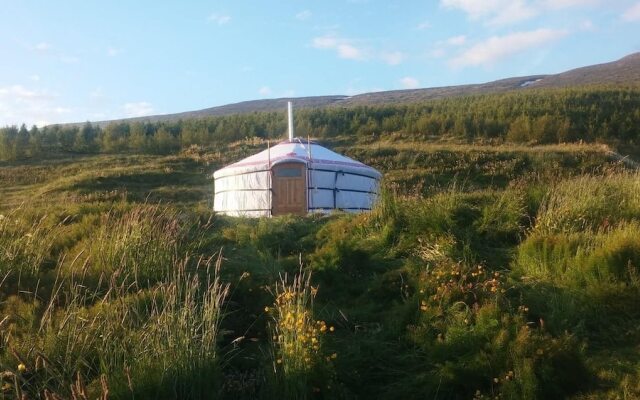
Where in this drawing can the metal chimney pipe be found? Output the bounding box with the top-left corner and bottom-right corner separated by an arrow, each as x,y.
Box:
287,101 -> 294,141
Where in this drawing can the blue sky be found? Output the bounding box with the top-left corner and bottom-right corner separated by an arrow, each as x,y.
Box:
1,0 -> 640,126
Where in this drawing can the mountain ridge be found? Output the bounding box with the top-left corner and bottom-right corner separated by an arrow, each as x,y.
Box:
69,52 -> 640,127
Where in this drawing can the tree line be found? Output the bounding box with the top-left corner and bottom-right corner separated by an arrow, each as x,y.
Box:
1,86 -> 639,161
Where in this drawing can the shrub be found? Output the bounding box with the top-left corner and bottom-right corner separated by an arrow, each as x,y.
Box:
266,269 -> 335,399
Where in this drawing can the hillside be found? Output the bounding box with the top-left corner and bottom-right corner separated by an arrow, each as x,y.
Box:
1,138 -> 639,399
534,52 -> 640,88
75,52 -> 640,127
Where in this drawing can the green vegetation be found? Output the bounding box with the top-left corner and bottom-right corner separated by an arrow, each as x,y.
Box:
1,89 -> 640,398
1,87 -> 640,162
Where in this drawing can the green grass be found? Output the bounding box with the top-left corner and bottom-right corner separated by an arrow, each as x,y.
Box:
1,139 -> 639,399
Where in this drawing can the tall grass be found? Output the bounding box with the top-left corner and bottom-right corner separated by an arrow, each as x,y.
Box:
534,171 -> 640,235
2,253 -> 228,399
517,222 -> 640,284
71,204 -> 182,287
514,171 -> 640,341
266,268 -> 334,399
0,207 -> 56,282
2,145 -> 639,399
517,170 -> 640,285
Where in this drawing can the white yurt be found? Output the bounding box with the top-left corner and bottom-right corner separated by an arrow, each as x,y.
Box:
213,102 -> 382,217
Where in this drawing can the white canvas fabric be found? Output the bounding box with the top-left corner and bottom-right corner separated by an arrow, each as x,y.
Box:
213,139 -> 382,216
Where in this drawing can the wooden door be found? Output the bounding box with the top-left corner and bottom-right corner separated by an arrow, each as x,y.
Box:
272,162 -> 307,216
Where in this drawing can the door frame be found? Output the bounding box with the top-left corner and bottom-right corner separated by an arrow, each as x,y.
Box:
270,161 -> 308,216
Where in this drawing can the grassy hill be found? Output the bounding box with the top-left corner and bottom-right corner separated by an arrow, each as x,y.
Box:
61,52 -> 640,127
1,52 -> 640,400
1,137 -> 639,399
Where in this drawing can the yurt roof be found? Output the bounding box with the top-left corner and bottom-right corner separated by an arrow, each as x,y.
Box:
213,138 -> 382,179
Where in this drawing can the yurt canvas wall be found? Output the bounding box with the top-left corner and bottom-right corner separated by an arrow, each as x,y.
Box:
213,140 -> 381,217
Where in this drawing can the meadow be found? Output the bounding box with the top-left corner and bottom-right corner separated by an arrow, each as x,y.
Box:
0,135 -> 639,399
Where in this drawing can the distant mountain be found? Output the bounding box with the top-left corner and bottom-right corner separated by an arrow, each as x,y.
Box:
533,52 -> 640,88
110,95 -> 349,126
75,52 -> 640,127
338,52 -> 640,106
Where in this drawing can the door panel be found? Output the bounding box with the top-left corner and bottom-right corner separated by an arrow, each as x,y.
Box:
272,163 -> 307,216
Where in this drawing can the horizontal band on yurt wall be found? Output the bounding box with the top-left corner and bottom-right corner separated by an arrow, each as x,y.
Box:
308,169 -> 379,192
213,164 -> 381,182
215,188 -> 271,195
216,210 -> 272,217
212,168 -> 271,179
215,187 -> 378,196
308,187 -> 378,195
308,167 -> 380,180
213,169 -> 380,195
213,158 -> 381,179
309,190 -> 377,209
309,207 -> 372,211
215,209 -> 272,213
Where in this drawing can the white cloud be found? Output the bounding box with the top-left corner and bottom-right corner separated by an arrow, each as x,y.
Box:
34,42 -> 51,52
622,2 -> 640,21
208,13 -> 231,25
440,0 -> 537,26
380,51 -> 406,65
296,10 -> 312,20
29,75 -> 40,82
579,19 -> 595,30
487,1 -> 537,26
337,44 -> 365,60
60,55 -> 80,64
312,35 -> 367,61
441,0 -> 598,26
541,0 -> 600,10
0,85 -> 55,102
400,77 -> 420,89
441,0 -> 504,19
259,86 -> 272,96
417,21 -> 432,30
449,28 -> 568,68
429,35 -> 466,61
53,107 -> 71,114
123,102 -> 153,118
428,48 -> 446,58
446,35 -> 467,46
312,36 -> 339,49
107,46 -> 121,57
0,84 -> 72,126
30,42 -> 80,64
90,88 -> 105,99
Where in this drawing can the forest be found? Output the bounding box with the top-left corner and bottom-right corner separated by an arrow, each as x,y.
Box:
1,86 -> 640,162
